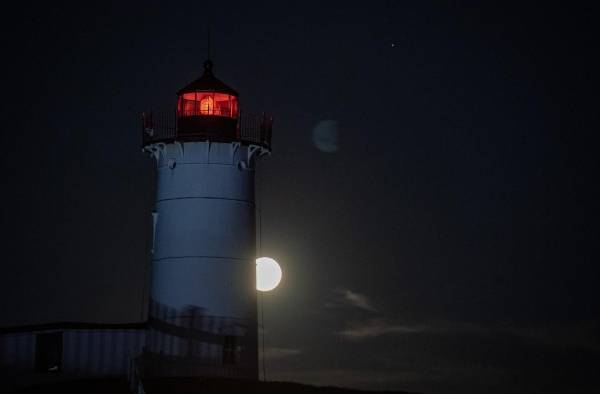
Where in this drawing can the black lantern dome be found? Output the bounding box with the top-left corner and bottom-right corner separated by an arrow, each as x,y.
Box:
176,60 -> 240,140
177,60 -> 238,96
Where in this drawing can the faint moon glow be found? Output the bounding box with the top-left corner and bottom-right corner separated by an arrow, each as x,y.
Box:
256,257 -> 282,292
312,120 -> 339,153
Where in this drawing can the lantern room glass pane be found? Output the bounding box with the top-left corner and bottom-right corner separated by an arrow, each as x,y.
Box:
178,92 -> 238,118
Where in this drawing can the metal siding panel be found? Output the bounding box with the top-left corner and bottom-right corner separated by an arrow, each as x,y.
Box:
109,329 -> 119,374
0,335 -> 14,365
16,333 -> 26,368
98,330 -> 106,374
81,330 -> 90,373
26,334 -> 35,369
91,330 -> 101,374
115,330 -> 125,373
62,331 -> 74,372
75,330 -> 84,373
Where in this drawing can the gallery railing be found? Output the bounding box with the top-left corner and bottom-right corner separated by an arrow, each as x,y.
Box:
141,110 -> 272,150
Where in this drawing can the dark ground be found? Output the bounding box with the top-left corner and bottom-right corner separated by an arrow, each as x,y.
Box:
13,377 -> 421,394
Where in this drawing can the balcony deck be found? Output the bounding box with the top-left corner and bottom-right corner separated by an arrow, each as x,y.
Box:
141,111 -> 272,150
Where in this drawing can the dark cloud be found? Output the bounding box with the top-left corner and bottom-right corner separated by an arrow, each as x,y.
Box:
338,318 -> 424,340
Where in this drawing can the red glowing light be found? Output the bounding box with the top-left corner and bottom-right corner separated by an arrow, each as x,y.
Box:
178,92 -> 238,118
200,95 -> 214,114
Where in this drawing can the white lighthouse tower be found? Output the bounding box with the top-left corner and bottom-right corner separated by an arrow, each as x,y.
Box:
140,59 -> 271,379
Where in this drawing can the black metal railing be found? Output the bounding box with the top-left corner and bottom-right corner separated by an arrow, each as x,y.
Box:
142,111 -> 177,144
141,110 -> 272,150
239,112 -> 272,148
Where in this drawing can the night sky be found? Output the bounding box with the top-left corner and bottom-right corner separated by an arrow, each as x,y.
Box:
1,2 -> 599,393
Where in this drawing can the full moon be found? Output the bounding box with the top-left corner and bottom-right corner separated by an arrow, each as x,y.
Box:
256,257 -> 282,292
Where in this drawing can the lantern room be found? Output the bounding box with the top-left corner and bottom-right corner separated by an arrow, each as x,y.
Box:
178,92 -> 238,118
176,60 -> 239,140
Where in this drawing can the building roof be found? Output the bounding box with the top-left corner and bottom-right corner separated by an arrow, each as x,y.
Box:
177,60 -> 238,96
7,378 -> 131,394
0,321 -> 146,334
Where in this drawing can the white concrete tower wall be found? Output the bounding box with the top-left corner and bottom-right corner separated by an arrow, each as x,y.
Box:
145,140 -> 263,377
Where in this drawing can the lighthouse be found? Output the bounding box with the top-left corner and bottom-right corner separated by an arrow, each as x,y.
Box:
140,58 -> 272,379
0,58 -> 272,386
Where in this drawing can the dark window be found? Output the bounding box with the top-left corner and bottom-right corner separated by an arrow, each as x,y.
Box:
222,335 -> 237,365
35,332 -> 62,373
